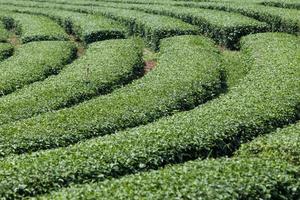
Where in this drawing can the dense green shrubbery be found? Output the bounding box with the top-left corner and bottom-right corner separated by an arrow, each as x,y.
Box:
0,38 -> 143,125
0,4 -> 127,43
27,3 -> 199,50
262,0 -> 300,10
99,2 -> 269,49
40,122 -> 300,200
0,43 -> 13,61
86,7 -> 199,50
237,122 -> 300,164
0,11 -> 69,43
177,1 -> 300,34
39,158 -> 299,200
17,1 -> 268,48
4,0 -> 172,6
0,41 -> 76,95
46,9 -> 127,43
221,50 -> 249,88
0,35 -> 222,157
0,32 -> 297,198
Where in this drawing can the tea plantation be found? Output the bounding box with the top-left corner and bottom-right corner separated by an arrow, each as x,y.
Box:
0,0 -> 299,199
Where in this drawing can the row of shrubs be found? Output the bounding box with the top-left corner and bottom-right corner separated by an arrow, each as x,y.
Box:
0,35 -> 223,159
95,2 -> 269,49
0,43 -> 13,61
78,6 -> 200,50
0,39 -> 143,126
16,2 -> 200,50
10,0 -> 298,40
0,41 -> 76,96
0,32 -> 296,198
0,10 -> 69,43
28,0 -> 170,6
7,0 -> 271,49
177,1 -> 300,34
42,122 -> 300,199
0,4 -> 128,43
261,0 -> 300,10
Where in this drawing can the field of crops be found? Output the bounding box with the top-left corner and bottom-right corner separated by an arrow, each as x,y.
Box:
0,0 -> 299,199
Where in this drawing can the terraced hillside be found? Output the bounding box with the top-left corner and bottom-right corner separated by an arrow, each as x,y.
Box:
0,0 -> 299,199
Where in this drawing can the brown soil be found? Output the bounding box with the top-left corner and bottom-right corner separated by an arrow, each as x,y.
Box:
69,34 -> 86,58
218,45 -> 226,52
8,33 -> 21,48
76,45 -> 85,57
144,60 -> 157,74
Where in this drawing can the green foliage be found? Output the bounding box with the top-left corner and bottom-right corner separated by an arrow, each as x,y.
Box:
34,3 -> 200,50
0,1 -> 298,199
237,122 -> 300,165
102,3 -> 269,49
0,35 -> 222,157
91,7 -> 199,50
35,122 -> 300,200
0,38 -> 143,126
0,21 -> 9,42
38,158 -> 300,200
177,1 -> 300,34
0,11 -> 69,43
0,43 -> 13,61
0,4 -> 128,43
262,0 -> 300,10
0,41 -> 76,95
221,50 -> 249,88
0,32 -> 297,198
51,10 -> 127,43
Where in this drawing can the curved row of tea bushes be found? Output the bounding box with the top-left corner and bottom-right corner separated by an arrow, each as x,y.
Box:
0,35 -> 223,158
262,0 -> 300,10
78,6 -> 199,50
22,3 -> 199,50
236,122 -> 300,164
38,160 -> 299,200
178,1 -> 300,34
0,33 -> 296,198
0,39 -> 144,125
0,43 -> 13,61
41,122 -> 300,200
0,4 -> 127,43
34,9 -> 126,43
262,1 -> 300,10
14,0 -> 171,6
0,41 -> 76,95
0,10 -> 69,43
97,2 -> 269,49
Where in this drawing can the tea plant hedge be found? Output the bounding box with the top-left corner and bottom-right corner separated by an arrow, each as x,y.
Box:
89,7 -> 199,50
0,11 -> 69,43
19,3 -> 200,50
178,1 -> 300,34
0,41 -> 76,95
0,32 -> 297,198
0,4 -> 127,43
0,0 -> 298,199
96,2 -> 269,48
0,35 -> 222,157
262,0 -> 300,10
40,122 -> 300,199
0,38 -> 143,125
